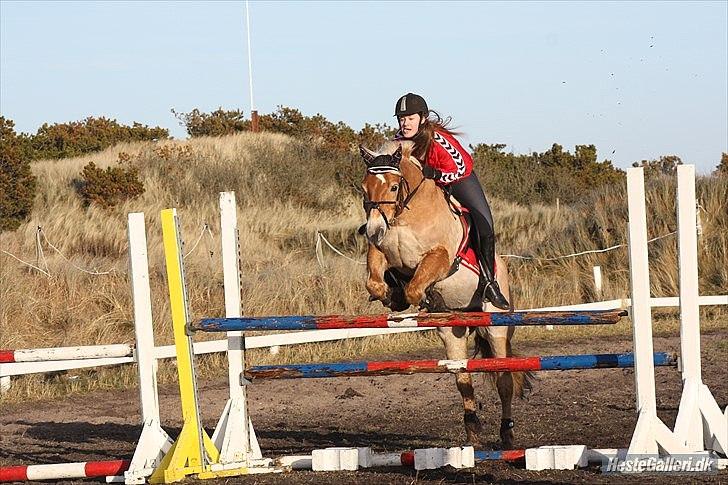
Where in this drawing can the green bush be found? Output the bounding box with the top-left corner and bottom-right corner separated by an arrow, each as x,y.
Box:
472,142 -> 624,205
28,117 -> 169,160
171,108 -> 249,137
715,153 -> 728,175
0,117 -> 37,232
632,155 -> 683,176
173,106 -> 396,153
76,160 -> 145,209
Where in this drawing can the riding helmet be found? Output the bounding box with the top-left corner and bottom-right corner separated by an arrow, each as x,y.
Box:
394,93 -> 428,117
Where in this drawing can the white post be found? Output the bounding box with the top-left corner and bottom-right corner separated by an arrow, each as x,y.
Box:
673,165 -> 728,454
592,266 -> 602,300
625,167 -> 688,456
124,213 -> 173,484
211,192 -> 261,464
675,165 -> 701,382
128,214 -> 161,423
0,375 -> 10,395
626,168 -> 657,415
245,0 -> 255,113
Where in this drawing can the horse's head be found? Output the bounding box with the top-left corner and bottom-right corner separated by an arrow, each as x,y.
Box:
359,144 -> 406,246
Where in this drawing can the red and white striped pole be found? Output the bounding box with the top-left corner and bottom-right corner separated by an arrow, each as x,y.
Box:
0,460 -> 130,482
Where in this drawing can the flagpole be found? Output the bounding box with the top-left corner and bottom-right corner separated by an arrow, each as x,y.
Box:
245,0 -> 259,132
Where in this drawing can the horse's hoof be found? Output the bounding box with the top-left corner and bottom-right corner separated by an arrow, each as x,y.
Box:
500,418 -> 515,450
464,411 -> 483,446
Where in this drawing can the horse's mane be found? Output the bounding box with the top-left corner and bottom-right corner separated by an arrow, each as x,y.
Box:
377,140 -> 422,170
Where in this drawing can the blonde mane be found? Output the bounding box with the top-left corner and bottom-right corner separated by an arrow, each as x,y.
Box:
377,140 -> 422,169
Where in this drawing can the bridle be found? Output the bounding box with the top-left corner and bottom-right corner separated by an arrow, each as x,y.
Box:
363,165 -> 425,229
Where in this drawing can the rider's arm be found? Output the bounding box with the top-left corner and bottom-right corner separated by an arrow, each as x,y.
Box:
428,132 -> 471,184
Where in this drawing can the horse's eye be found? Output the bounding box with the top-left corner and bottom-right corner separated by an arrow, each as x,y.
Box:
390,185 -> 399,192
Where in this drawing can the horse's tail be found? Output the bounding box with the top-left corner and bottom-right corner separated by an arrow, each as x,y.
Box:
473,329 -> 536,400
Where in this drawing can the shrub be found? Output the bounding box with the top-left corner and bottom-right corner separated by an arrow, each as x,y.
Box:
0,117 -> 37,232
632,155 -> 682,176
171,108 -> 249,137
715,152 -> 728,175
173,106 -> 396,153
472,142 -> 624,205
29,117 -> 169,160
76,160 -> 145,208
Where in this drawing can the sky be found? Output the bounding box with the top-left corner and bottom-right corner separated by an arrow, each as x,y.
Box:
1,1 -> 726,173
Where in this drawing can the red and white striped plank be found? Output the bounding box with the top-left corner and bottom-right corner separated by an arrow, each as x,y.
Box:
0,460 -> 130,482
0,344 -> 132,363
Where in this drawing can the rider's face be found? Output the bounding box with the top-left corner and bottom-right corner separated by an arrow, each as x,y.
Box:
398,114 -> 423,138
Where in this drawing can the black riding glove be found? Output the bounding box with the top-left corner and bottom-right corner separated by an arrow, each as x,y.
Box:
422,165 -> 442,180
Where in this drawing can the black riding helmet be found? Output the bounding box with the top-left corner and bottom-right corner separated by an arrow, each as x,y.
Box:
394,93 -> 428,117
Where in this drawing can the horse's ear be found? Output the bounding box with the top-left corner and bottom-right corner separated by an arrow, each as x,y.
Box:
359,145 -> 377,166
391,145 -> 402,166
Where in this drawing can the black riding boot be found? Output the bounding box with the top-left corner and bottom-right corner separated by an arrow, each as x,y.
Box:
478,233 -> 510,311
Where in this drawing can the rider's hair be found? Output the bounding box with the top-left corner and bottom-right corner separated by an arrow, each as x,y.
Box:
410,111 -> 461,161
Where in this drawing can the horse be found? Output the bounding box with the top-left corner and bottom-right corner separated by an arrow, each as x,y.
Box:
358,140 -> 534,449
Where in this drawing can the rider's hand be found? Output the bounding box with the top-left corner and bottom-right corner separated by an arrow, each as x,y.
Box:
422,165 -> 442,180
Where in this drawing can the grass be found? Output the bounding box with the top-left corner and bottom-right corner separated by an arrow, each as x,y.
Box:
1,132 -> 726,403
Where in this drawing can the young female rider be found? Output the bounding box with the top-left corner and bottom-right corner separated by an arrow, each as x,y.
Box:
393,92 -> 510,310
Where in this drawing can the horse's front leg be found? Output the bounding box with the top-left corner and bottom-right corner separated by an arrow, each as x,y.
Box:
365,244 -> 391,305
404,245 -> 451,306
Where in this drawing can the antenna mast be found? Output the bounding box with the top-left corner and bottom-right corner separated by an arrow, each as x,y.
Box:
245,0 -> 258,132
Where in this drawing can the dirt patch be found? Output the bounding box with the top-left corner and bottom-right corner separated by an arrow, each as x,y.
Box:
1,331 -> 726,484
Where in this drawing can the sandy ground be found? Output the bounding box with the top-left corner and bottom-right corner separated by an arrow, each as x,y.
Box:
1,331 -> 726,484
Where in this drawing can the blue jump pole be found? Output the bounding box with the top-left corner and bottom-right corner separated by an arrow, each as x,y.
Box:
193,309 -> 627,332
245,352 -> 677,380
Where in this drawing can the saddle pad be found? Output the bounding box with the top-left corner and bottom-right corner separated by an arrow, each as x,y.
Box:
456,209 -> 480,276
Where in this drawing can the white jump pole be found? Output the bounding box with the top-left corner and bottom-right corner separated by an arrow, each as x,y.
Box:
210,192 -> 263,464
672,165 -> 727,455
625,167 -> 690,456
124,213 -> 173,484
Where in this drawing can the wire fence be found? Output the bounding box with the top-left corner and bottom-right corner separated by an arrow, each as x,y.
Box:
0,205 -> 704,277
1,224 -> 214,278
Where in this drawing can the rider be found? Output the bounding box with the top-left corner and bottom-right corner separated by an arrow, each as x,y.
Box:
393,92 -> 510,310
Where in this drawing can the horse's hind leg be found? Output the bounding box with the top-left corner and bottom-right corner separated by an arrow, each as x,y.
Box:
437,327 -> 483,446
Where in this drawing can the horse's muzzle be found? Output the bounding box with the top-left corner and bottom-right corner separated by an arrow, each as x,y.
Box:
365,216 -> 387,246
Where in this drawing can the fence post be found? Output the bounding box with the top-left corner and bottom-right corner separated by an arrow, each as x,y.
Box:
592,266 -> 602,300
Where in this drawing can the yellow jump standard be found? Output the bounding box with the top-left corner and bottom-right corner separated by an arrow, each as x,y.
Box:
150,209 -> 259,483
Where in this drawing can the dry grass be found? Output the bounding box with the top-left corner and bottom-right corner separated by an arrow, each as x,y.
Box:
1,132 -> 726,403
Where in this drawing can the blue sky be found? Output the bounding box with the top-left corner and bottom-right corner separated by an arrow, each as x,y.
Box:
1,1 -> 726,173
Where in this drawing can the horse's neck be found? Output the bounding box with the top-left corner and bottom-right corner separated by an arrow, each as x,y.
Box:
397,160 -> 460,240
400,159 -> 447,213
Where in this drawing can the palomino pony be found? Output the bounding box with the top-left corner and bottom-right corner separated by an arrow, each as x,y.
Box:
359,140 -> 534,449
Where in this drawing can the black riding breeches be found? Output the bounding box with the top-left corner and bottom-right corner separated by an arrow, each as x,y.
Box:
448,171 -> 496,275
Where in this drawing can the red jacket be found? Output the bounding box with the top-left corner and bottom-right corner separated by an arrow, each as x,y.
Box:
395,129 -> 472,186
